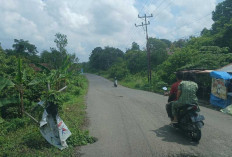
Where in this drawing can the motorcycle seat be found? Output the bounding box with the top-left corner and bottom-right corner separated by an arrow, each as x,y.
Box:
177,104 -> 198,110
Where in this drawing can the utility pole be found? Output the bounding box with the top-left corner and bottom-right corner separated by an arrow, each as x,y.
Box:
135,14 -> 153,84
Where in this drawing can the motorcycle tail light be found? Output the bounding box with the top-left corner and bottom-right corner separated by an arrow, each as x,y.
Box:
192,105 -> 198,110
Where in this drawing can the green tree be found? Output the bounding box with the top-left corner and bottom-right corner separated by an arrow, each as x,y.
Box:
5,39 -> 39,62
213,23 -> 232,50
41,33 -> 74,69
148,38 -> 169,69
89,47 -> 103,70
212,0 -> 232,34
12,39 -> 38,56
173,39 -> 188,48
89,46 -> 124,71
131,42 -> 140,51
0,58 -> 27,117
125,50 -> 147,74
54,33 -> 68,53
109,62 -> 129,80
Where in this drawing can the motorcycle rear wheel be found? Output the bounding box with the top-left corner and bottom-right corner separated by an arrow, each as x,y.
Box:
190,127 -> 201,142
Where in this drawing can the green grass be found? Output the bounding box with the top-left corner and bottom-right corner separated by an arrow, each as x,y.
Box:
0,75 -> 95,157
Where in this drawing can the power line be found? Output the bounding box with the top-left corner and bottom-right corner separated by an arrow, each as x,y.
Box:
124,0 -> 165,51
150,0 -> 169,16
173,12 -> 212,32
173,16 -> 213,41
126,0 -> 163,50
152,0 -> 174,19
175,31 -> 201,41
125,0 -> 152,48
143,0 -> 160,14
123,0 -> 214,52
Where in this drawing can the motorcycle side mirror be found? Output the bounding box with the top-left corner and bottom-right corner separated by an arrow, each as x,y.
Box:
162,87 -> 168,91
162,87 -> 169,96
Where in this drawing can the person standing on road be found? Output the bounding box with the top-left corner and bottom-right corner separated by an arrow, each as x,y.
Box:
166,71 -> 183,120
171,72 -> 198,123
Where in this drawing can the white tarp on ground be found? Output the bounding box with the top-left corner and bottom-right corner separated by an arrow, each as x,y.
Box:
40,110 -> 71,150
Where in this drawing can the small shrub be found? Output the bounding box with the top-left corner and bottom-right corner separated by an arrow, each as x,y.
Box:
108,63 -> 129,80
70,86 -> 81,95
67,129 -> 96,146
61,93 -> 72,102
135,83 -> 141,88
0,136 -> 3,145
1,104 -> 19,119
6,118 -> 27,132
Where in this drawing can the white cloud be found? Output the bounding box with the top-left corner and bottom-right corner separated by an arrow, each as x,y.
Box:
0,0 -> 221,62
60,7 -> 89,30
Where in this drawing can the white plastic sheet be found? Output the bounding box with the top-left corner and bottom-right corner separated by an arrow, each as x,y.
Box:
40,110 -> 71,150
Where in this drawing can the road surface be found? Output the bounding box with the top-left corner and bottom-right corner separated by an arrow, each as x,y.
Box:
80,74 -> 232,157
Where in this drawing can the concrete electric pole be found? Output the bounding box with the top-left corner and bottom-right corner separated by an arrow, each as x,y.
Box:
135,14 -> 153,84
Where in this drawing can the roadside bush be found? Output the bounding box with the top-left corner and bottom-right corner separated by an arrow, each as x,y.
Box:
152,81 -> 168,93
67,129 -> 96,146
1,104 -> 18,119
0,118 -> 28,134
68,85 -> 82,95
109,62 -> 129,80
151,72 -> 168,92
0,136 -> 3,145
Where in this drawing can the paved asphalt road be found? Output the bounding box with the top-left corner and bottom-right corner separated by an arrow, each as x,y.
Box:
80,74 -> 232,157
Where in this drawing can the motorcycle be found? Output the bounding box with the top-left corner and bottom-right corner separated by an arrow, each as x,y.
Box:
114,77 -> 117,87
163,87 -> 205,142
172,104 -> 205,142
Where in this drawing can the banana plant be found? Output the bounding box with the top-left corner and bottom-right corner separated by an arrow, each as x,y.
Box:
29,55 -> 72,113
29,55 -> 72,90
0,58 -> 26,117
15,58 -> 27,117
0,77 -> 16,107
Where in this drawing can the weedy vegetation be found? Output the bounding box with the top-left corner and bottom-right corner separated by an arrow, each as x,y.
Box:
0,33 -> 95,156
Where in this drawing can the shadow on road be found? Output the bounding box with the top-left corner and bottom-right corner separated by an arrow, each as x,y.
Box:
152,125 -> 199,146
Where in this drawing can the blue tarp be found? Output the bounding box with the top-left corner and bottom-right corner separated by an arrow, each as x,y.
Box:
210,71 -> 232,108
210,71 -> 232,80
210,94 -> 231,108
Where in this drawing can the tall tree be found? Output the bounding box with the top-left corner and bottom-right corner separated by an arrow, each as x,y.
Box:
89,47 -> 103,70
54,33 -> 68,54
125,50 -> 147,74
89,47 -> 124,71
212,0 -> 232,34
54,33 -> 68,65
148,38 -> 169,69
131,42 -> 140,51
12,39 -> 38,56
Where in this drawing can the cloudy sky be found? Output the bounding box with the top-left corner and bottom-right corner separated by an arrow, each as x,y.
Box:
0,0 -> 224,62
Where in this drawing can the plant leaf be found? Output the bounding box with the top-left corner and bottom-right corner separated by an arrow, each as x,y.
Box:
28,76 -> 46,86
16,58 -> 23,83
34,63 -> 50,74
0,77 -> 15,91
0,98 -> 18,107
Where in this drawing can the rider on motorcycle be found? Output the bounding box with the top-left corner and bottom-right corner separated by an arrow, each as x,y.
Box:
166,71 -> 183,120
171,72 -> 198,123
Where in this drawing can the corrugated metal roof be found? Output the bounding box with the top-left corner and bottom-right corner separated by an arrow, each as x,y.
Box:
216,63 -> 232,73
180,70 -> 213,73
